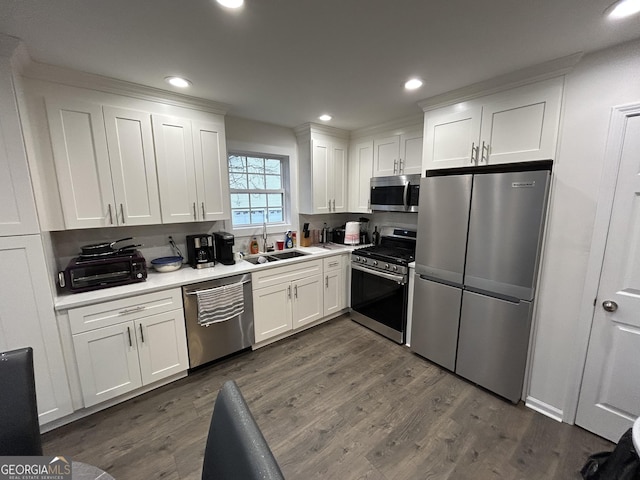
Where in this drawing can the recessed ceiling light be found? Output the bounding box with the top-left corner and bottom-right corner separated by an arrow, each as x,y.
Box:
405,78 -> 423,90
165,76 -> 192,88
319,114 -> 332,122
216,0 -> 244,8
607,0 -> 640,18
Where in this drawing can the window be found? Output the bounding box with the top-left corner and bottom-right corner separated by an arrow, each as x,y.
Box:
228,153 -> 288,227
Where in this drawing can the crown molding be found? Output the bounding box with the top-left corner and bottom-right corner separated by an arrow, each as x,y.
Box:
350,113 -> 423,140
22,61 -> 230,115
417,52 -> 583,112
294,122 -> 350,140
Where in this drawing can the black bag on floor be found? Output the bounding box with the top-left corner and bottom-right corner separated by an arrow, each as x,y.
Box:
581,428 -> 640,480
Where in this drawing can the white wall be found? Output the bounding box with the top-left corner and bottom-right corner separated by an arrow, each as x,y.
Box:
527,39 -> 640,420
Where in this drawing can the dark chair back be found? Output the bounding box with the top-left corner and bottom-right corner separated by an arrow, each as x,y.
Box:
202,380 -> 284,480
0,347 -> 43,456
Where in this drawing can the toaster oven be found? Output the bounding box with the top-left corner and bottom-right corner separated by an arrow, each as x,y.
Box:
59,250 -> 147,293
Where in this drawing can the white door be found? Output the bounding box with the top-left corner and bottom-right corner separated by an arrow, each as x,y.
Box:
253,283 -> 292,343
73,322 -> 142,408
373,135 -> 400,176
153,114 -> 198,223
0,235 -> 73,424
45,97 -> 115,228
575,111 -> 640,442
135,311 -> 188,385
292,274 -> 323,328
192,120 -> 231,221
399,130 -> 423,175
311,137 -> 331,214
423,105 -> 482,170
331,139 -> 348,212
348,140 -> 373,212
0,58 -> 39,235
103,106 -> 161,225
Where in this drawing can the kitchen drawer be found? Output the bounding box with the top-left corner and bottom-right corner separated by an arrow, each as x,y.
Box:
251,258 -> 322,290
68,288 -> 183,334
323,254 -> 343,272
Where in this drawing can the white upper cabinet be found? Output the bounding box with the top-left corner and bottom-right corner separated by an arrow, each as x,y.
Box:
423,77 -> 564,170
46,98 -> 161,228
154,115 -> 230,223
297,125 -> 349,214
348,140 -> 374,213
0,59 -> 39,236
373,129 -> 423,177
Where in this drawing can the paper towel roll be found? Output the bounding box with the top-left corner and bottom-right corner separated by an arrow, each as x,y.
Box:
345,221 -> 360,245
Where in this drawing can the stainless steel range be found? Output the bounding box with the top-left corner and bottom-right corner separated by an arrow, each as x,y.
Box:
350,227 -> 416,344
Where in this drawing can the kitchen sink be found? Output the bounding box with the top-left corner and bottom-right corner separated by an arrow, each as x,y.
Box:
244,255 -> 280,265
269,250 -> 309,260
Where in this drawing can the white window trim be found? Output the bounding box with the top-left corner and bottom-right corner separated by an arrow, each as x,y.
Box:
224,140 -> 299,239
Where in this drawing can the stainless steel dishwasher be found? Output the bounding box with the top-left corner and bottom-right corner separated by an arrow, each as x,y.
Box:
182,273 -> 254,368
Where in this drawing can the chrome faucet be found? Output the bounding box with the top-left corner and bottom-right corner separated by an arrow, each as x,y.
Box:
262,221 -> 268,253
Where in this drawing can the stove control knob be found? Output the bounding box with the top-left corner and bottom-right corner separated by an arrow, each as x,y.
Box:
384,263 -> 390,269
354,256 -> 360,262
392,265 -> 398,272
372,260 -> 378,266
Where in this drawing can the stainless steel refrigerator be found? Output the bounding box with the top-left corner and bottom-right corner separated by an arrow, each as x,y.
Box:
411,166 -> 550,403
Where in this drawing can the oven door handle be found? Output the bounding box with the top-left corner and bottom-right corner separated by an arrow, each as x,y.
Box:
351,263 -> 406,285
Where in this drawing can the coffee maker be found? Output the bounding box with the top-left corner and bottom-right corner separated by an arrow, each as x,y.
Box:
186,234 -> 215,269
214,231 -> 235,265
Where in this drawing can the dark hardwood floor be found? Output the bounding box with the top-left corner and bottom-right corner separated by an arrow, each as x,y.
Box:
42,315 -> 613,479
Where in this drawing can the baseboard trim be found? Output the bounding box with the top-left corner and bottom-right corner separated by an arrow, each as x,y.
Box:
525,396 -> 564,422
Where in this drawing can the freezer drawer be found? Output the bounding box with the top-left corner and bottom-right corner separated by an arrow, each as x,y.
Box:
415,175 -> 472,285
465,170 -> 549,301
456,290 -> 533,403
410,275 -> 462,371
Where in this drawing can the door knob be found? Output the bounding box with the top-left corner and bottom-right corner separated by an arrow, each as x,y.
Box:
602,300 -> 618,312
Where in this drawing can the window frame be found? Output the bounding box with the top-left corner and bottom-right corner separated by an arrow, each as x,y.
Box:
226,150 -> 291,232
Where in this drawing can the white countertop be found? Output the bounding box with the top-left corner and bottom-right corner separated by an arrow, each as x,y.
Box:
55,245 -> 358,311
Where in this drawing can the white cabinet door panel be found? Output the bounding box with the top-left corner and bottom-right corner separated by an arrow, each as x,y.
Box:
332,141 -> 347,212
73,323 -> 142,408
153,115 -> 198,224
373,135 -> 400,176
104,107 -> 161,225
0,61 -> 39,235
46,98 -> 114,228
348,140 -> 373,212
324,269 -> 342,317
253,283 -> 293,343
311,138 -> 331,214
136,311 -> 188,385
293,274 -> 323,328
193,120 -> 230,221
0,235 -> 72,424
400,132 -> 423,175
424,106 -> 482,170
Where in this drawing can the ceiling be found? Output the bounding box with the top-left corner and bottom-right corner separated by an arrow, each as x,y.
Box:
1,0 -> 639,131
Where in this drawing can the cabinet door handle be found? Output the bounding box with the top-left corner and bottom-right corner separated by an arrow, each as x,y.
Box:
139,324 -> 145,343
471,142 -> 477,163
325,275 -> 329,288
288,285 -> 291,299
393,159 -> 398,174
127,326 -> 132,347
399,158 -> 404,173
332,199 -> 336,211
108,204 -> 114,225
328,200 -> 331,212
193,202 -> 197,220
294,284 -> 298,298
481,141 -> 490,163
120,203 -> 125,224
201,202 -> 206,219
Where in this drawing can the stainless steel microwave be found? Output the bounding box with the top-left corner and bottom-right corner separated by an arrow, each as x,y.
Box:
370,174 -> 420,212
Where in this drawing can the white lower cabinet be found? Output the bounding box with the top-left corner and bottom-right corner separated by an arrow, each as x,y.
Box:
252,258 -> 326,343
68,289 -> 188,408
323,255 -> 345,316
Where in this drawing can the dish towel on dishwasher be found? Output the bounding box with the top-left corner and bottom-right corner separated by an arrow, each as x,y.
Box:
196,282 -> 244,327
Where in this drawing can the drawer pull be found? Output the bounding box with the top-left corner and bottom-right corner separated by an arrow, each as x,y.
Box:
127,326 -> 132,347
119,305 -> 145,315
139,324 -> 145,343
